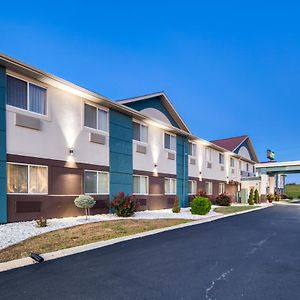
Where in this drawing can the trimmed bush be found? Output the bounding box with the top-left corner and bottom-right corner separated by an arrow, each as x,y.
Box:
111,192 -> 137,217
190,196 -> 211,215
36,217 -> 47,227
74,195 -> 96,220
215,193 -> 231,206
267,194 -> 275,203
274,193 -> 281,201
248,189 -> 254,205
281,194 -> 288,200
254,189 -> 260,204
172,196 -> 181,213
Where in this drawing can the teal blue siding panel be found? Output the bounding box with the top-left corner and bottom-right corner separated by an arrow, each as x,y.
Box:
0,88 -> 5,109
123,97 -> 180,129
0,66 -> 6,223
234,140 -> 255,161
0,108 -> 5,131
176,135 -> 189,207
109,110 -> 133,202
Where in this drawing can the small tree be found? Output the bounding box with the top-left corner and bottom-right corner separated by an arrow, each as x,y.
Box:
248,189 -> 254,205
172,196 -> 181,213
74,195 -> 96,220
254,189 -> 260,204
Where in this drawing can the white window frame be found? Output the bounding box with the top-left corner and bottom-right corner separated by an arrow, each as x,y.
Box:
84,170 -> 109,195
188,180 -> 197,195
205,147 -> 212,162
205,181 -> 213,195
133,121 -> 148,144
6,74 -> 48,117
219,183 -> 225,194
83,102 -> 109,134
133,175 -> 149,195
219,153 -> 224,165
188,142 -> 197,157
230,157 -> 235,168
164,131 -> 176,152
164,177 -> 177,195
7,162 -> 48,195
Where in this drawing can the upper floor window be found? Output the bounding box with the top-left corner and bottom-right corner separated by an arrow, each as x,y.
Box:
219,153 -> 224,165
164,132 -> 176,151
84,103 -> 108,132
133,122 -> 148,143
239,161 -> 242,169
230,157 -> 235,168
133,175 -> 149,195
84,170 -> 109,194
7,163 -> 48,194
7,75 -> 47,115
165,178 -> 176,195
205,147 -> 212,162
188,142 -> 196,157
246,163 -> 249,172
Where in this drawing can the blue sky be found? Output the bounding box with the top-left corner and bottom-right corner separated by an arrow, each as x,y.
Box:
1,1 -> 300,182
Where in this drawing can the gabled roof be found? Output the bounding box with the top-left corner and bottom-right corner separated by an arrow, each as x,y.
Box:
117,92 -> 191,133
211,135 -> 248,152
211,135 -> 259,162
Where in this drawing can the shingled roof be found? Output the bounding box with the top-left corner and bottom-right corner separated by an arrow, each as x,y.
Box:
211,135 -> 249,152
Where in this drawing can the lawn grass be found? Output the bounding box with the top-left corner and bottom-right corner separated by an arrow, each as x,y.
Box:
214,206 -> 260,215
0,219 -> 190,263
285,184 -> 300,199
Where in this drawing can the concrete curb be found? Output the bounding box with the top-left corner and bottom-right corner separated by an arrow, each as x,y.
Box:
0,204 -> 272,273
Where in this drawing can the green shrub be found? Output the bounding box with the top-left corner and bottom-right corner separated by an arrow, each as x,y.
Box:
288,196 -> 294,200
111,192 -> 137,217
281,194 -> 288,199
254,189 -> 260,204
172,196 -> 181,213
74,195 -> 96,220
36,217 -> 47,227
215,193 -> 231,206
267,194 -> 275,203
190,196 -> 211,215
248,189 -> 254,205
274,193 -> 281,201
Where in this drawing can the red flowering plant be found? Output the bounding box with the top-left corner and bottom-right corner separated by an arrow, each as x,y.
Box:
111,192 -> 137,217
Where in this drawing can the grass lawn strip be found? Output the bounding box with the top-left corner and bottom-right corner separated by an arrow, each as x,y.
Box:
214,206 -> 260,214
0,219 -> 189,263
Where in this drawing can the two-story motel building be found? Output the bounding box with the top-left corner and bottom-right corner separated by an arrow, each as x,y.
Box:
0,53 -> 260,223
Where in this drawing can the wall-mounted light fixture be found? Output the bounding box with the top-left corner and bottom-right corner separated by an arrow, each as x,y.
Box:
69,148 -> 74,156
226,176 -> 229,184
199,171 -> 202,181
153,163 -> 158,177
154,163 -> 158,169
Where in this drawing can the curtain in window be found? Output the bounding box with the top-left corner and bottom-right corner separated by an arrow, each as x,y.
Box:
140,125 -> 148,143
133,176 -> 140,194
84,171 -> 97,193
170,136 -> 176,151
98,172 -> 108,194
29,166 -> 48,194
7,76 -> 27,110
97,109 -> 108,132
29,84 -> 46,115
170,179 -> 176,194
164,179 -> 170,194
84,104 -> 97,129
133,122 -> 140,141
140,176 -> 147,194
7,164 -> 28,193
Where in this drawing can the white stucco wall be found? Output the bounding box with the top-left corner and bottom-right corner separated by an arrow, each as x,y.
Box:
6,71 -> 109,166
132,122 -> 176,175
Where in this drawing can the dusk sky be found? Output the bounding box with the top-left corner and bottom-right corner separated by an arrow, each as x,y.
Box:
1,1 -> 300,182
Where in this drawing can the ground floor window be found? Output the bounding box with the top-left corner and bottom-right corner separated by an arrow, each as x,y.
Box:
7,163 -> 48,194
219,183 -> 225,194
205,181 -> 213,195
84,171 -> 109,194
133,175 -> 149,195
188,180 -> 197,195
165,178 -> 176,195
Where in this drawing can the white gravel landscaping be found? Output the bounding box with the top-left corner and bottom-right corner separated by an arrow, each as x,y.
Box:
0,207 -> 222,250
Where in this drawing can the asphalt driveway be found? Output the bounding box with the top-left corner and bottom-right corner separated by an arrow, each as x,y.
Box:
1,205 -> 300,299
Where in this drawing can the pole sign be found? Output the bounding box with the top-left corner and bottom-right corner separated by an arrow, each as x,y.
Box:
267,149 -> 275,161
